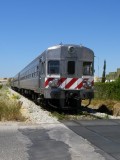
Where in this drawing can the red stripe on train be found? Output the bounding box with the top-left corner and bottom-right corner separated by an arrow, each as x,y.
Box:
58,78 -> 67,86
91,80 -> 94,86
75,81 -> 83,89
65,78 -> 78,89
45,78 -> 54,87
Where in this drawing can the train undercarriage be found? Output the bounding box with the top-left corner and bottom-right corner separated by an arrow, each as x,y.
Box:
12,87 -> 83,110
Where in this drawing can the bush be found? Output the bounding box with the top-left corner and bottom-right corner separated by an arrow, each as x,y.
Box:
0,99 -> 23,121
94,78 -> 120,100
0,86 -> 25,121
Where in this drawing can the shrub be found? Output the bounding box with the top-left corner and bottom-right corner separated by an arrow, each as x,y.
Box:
0,98 -> 24,121
0,86 -> 25,121
94,78 -> 120,100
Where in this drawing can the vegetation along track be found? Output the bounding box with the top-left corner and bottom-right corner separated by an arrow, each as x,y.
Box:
9,87 -> 120,121
0,85 -> 25,121
15,86 -> 120,120
0,85 -> 120,122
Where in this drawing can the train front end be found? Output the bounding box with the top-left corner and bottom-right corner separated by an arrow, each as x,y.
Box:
44,44 -> 94,109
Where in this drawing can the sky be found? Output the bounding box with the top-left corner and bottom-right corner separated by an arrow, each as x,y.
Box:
0,0 -> 120,78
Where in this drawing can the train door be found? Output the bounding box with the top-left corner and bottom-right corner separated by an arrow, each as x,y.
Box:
39,58 -> 45,93
61,59 -> 77,77
67,60 -> 76,77
65,58 -> 78,89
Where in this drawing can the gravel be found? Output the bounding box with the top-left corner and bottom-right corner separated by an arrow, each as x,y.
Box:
9,88 -> 58,124
91,112 -> 120,119
20,96 -> 59,124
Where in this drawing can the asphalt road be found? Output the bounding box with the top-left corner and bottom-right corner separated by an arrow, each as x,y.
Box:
0,120 -> 120,160
61,119 -> 120,160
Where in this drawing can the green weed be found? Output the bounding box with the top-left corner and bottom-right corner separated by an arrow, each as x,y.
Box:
0,86 -> 25,121
11,94 -> 20,100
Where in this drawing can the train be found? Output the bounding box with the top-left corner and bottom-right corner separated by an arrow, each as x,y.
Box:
11,44 -> 94,110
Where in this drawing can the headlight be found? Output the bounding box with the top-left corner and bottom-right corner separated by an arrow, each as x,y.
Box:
83,82 -> 87,88
87,81 -> 92,87
83,81 -> 92,88
68,46 -> 76,54
49,79 -> 59,88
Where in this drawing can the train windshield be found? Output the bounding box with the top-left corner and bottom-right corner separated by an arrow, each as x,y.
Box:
83,62 -> 93,75
48,60 -> 60,74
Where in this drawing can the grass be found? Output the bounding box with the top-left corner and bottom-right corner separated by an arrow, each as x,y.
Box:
0,86 -> 25,121
82,98 -> 120,116
50,110 -> 97,120
51,112 -> 67,120
82,99 -> 118,109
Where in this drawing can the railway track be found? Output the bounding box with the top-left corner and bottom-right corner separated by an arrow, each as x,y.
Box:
10,88 -> 120,122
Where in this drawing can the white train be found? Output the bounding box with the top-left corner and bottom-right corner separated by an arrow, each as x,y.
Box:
11,44 -> 94,110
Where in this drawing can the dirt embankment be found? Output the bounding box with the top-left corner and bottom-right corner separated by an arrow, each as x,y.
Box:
82,99 -> 120,117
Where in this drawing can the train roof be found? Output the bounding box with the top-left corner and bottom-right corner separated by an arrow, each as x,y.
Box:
47,44 -> 94,52
14,44 -> 94,76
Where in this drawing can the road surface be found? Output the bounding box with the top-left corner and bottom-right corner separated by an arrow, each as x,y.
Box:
61,119 -> 120,160
0,119 -> 120,160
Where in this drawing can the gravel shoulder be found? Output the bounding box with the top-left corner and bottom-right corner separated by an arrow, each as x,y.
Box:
9,88 -> 58,124
9,88 -> 120,125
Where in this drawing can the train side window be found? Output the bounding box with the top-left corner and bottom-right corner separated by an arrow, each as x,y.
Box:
67,61 -> 75,74
83,62 -> 93,75
48,61 -> 60,74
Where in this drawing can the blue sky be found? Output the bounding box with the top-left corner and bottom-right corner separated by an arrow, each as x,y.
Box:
0,0 -> 120,78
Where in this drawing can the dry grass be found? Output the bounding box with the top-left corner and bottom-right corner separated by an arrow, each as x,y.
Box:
82,99 -> 120,114
0,86 -> 25,121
